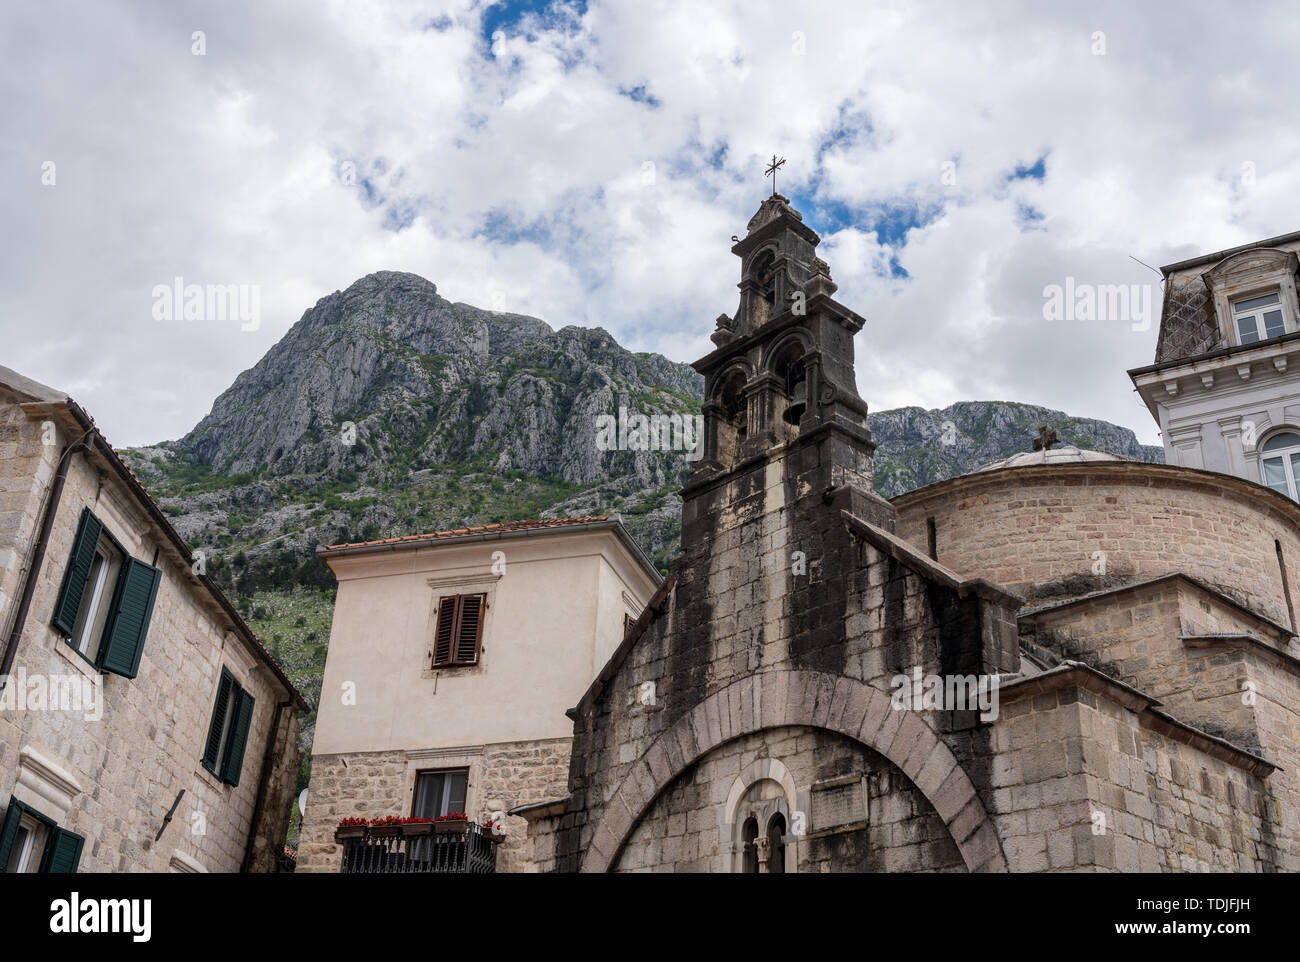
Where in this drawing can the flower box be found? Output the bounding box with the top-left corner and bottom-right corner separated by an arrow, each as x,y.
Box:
333,824 -> 367,843
434,820 -> 471,836
368,817 -> 405,839
401,819 -> 434,837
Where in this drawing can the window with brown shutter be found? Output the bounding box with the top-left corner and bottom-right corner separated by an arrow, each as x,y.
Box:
432,593 -> 486,667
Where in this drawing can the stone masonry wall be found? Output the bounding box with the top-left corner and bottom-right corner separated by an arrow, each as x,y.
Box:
0,401 -> 300,872
1019,578 -> 1300,869
893,464 -> 1300,630
546,429 -> 1017,872
615,725 -> 964,872
297,736 -> 571,873
987,677 -> 1287,871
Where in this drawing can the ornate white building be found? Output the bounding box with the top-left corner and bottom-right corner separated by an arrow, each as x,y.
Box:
1130,232 -> 1300,498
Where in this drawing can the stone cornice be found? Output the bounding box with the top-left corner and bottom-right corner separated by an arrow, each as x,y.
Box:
1182,633 -> 1300,675
839,510 -> 1024,609
998,662 -> 1278,777
1018,572 -> 1296,642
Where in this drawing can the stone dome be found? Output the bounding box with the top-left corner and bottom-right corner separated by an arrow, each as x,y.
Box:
973,444 -> 1127,473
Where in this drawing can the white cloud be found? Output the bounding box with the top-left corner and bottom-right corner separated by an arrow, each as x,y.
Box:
4,0 -> 1300,448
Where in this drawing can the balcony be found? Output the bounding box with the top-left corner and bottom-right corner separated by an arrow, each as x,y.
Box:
336,821 -> 498,874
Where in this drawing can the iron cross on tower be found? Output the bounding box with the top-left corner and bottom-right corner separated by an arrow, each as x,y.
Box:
765,154 -> 786,195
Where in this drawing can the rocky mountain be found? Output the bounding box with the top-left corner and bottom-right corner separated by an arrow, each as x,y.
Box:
868,401 -> 1163,496
120,270 -> 1163,737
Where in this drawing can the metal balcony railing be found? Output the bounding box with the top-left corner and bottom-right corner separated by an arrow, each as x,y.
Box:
338,824 -> 498,874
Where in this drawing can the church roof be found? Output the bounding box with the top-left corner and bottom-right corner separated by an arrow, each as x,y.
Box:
973,444 -> 1128,473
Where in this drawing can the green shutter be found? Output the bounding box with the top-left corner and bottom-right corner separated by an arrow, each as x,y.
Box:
0,800 -> 22,869
220,688 -> 255,786
51,509 -> 104,635
202,669 -> 234,773
96,558 -> 161,678
41,827 -> 84,873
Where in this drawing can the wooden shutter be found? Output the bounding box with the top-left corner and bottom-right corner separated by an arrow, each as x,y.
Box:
202,669 -> 234,773
97,557 -> 161,678
220,687 -> 255,786
0,800 -> 22,869
454,595 -> 484,664
432,594 -> 486,667
433,595 -> 457,666
41,827 -> 84,873
51,509 -> 104,635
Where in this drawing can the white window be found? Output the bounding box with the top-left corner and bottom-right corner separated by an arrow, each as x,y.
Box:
1232,291 -> 1290,345
1260,431 -> 1300,501
5,813 -> 49,873
69,535 -> 122,663
412,769 -> 469,819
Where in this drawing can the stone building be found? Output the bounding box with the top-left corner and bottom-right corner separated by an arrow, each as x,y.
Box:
516,198 -> 1300,872
1130,230 -> 1300,490
296,517 -> 660,873
0,365 -> 306,873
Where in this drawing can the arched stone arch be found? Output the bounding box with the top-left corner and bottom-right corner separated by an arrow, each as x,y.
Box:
1203,246 -> 1297,283
709,361 -> 753,401
582,669 -> 1008,873
761,329 -> 813,373
744,243 -> 781,285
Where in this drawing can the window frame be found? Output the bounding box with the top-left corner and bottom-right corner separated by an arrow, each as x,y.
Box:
201,666 -> 256,786
0,798 -> 84,874
1202,247 -> 1300,350
68,533 -> 124,665
1260,431 -> 1300,501
1230,290 -> 1292,346
7,813 -> 49,873
52,507 -> 161,678
411,768 -> 470,820
431,593 -> 486,668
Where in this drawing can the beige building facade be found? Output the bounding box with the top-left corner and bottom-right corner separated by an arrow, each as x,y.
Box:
0,365 -> 306,874
296,517 -> 660,872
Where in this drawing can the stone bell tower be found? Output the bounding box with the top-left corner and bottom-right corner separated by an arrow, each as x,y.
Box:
684,193 -> 885,550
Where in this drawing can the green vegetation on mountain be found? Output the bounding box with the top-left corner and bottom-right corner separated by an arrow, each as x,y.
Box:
120,271 -> 1162,762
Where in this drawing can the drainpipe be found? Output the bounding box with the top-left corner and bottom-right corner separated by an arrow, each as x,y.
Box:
0,430 -> 90,695
241,698 -> 292,873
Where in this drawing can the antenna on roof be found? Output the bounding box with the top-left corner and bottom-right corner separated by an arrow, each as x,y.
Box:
1128,255 -> 1165,285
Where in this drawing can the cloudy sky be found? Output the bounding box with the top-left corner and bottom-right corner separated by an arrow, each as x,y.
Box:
5,0 -> 1300,448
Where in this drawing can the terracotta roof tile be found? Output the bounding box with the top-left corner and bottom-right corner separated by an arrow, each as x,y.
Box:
324,516 -> 611,550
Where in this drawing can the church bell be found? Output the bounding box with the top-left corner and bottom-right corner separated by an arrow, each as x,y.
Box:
784,362 -> 807,425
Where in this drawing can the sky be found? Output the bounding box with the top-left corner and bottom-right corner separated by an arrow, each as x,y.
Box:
5,1 -> 1300,448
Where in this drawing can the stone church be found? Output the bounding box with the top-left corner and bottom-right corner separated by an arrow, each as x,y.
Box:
514,196 -> 1300,872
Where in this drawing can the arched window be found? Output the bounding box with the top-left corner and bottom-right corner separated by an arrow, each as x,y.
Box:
741,816 -> 759,874
718,370 -> 748,443
766,813 -> 786,874
726,762 -> 798,874
770,340 -> 807,427
752,250 -> 777,305
1261,431 -> 1300,501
